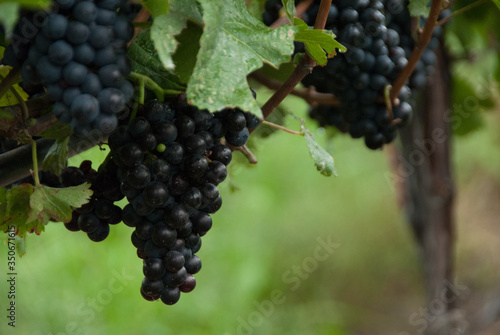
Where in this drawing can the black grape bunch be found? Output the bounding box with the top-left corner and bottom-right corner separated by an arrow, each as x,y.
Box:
62,160 -> 124,242
387,3 -> 445,91
2,0 -> 136,136
264,0 -> 440,150
107,97 -> 259,305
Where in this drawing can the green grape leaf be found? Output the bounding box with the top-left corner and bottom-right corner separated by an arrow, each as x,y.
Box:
15,235 -> 26,258
38,121 -> 73,140
187,0 -> 298,115
172,22 -> 203,84
128,29 -> 185,91
41,136 -> 69,175
0,3 -> 19,36
0,185 -> 34,236
493,0 -> 500,10
281,0 -> 296,24
27,183 -> 93,225
303,130 -> 337,177
451,77 -> 492,136
150,0 -> 202,70
142,0 -> 169,17
294,18 -> 346,66
0,0 -> 51,35
291,113 -> 336,177
408,0 -> 430,18
0,66 -> 29,108
0,188 -> 7,225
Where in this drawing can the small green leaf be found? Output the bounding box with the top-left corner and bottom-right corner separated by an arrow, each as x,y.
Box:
451,77 -> 491,136
408,0 -> 430,18
0,66 -> 29,107
128,29 -> 185,91
291,113 -> 336,177
0,0 -> 51,35
0,185 -> 34,236
281,0 -> 296,24
187,0 -> 299,115
303,131 -> 337,177
42,136 -> 69,175
142,0 -> 169,18
0,3 -> 19,36
28,183 -> 93,225
294,18 -> 346,66
15,235 -> 26,258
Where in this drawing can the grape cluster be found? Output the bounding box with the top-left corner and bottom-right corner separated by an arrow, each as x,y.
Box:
2,0 -> 136,135
388,6 -> 443,90
63,160 -> 124,242
107,98 -> 259,304
264,0 -> 440,150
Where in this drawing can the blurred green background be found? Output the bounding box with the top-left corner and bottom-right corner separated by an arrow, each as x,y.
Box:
1,93 -> 500,335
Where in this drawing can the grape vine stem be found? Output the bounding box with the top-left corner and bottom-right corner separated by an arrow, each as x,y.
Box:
250,72 -> 340,106
129,7 -> 151,47
437,0 -> 491,26
389,0 -> 444,101
261,120 -> 303,136
256,0 -> 332,132
31,140 -> 40,187
269,0 -> 314,28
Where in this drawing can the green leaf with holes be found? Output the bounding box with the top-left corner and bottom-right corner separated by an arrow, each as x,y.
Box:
187,0 -> 298,115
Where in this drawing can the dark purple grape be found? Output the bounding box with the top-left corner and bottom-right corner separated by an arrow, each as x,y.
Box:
143,181 -> 170,208
160,287 -> 180,305
179,275 -> 196,293
78,213 -> 100,233
73,1 -> 98,24
209,144 -> 232,165
184,255 -> 201,274
151,222 -> 177,248
143,258 -> 166,280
